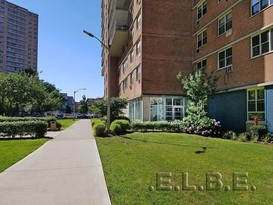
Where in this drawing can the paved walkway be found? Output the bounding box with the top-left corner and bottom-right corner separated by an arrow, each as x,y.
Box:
0,119 -> 111,205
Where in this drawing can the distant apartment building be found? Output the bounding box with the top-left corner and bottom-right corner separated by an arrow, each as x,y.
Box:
102,0 -> 273,132
0,0 -> 38,74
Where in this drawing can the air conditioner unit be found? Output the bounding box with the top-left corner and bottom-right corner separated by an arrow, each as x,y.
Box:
226,66 -> 233,73
226,28 -> 232,37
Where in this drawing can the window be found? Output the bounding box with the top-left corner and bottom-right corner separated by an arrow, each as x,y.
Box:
123,58 -> 128,73
197,1 -> 207,20
137,13 -> 142,30
197,30 -> 207,48
130,70 -> 135,85
218,47 -> 232,69
247,88 -> 265,121
136,39 -> 141,56
123,77 -> 128,91
196,59 -> 207,73
130,49 -> 134,63
218,13 -> 232,35
251,0 -> 273,15
136,65 -> 141,82
252,29 -> 273,57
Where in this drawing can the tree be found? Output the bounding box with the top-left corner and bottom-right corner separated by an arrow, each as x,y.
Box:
91,98 -> 128,121
78,95 -> 88,114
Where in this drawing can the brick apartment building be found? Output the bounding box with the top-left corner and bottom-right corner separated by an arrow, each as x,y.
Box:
0,0 -> 38,74
102,0 -> 273,132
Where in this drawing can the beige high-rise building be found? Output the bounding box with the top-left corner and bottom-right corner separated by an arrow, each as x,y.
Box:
0,0 -> 38,73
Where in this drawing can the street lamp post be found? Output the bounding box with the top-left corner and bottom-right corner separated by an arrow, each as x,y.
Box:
83,30 -> 111,132
73,88 -> 86,120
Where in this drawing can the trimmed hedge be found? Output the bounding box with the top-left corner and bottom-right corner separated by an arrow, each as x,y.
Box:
110,123 -> 122,135
0,117 -> 56,123
91,119 -> 106,137
0,121 -> 48,138
131,121 -> 183,132
111,120 -> 131,133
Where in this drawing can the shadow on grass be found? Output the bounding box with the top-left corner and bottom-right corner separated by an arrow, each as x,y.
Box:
118,135 -> 214,153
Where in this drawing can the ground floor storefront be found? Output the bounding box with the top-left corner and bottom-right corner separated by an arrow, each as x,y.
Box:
127,95 -> 187,122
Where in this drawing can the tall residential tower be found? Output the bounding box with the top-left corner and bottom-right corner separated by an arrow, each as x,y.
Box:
0,0 -> 38,73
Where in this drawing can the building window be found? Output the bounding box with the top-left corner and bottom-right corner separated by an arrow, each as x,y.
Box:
130,49 -> 134,63
252,29 -> 273,58
196,59 -> 207,73
218,13 -> 232,36
136,64 -> 141,82
123,58 -> 128,73
136,13 -> 142,30
251,0 -> 273,15
197,30 -> 207,48
136,39 -> 141,56
130,70 -> 135,85
150,97 -> 185,121
218,47 -> 232,69
124,77 -> 128,90
197,1 -> 207,20
247,88 -> 265,121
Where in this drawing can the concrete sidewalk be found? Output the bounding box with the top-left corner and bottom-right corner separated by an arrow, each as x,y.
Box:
0,119 -> 111,205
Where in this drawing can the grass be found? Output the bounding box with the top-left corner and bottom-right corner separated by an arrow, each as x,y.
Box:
57,119 -> 79,129
0,138 -> 48,173
96,132 -> 273,205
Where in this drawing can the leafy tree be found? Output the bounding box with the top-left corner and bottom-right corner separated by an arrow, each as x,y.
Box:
78,95 -> 88,114
65,105 -> 72,114
91,98 -> 128,121
177,70 -> 219,128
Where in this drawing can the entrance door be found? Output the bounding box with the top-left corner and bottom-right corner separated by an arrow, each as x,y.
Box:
173,106 -> 184,120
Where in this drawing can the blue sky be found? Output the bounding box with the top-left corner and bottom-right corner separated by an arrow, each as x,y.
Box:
10,0 -> 103,101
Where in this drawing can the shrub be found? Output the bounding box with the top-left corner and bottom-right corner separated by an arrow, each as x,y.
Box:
111,120 -> 131,132
238,132 -> 251,142
250,125 -> 268,141
94,123 -> 106,137
110,123 -> 122,135
0,121 -> 47,138
223,131 -> 237,140
181,116 -> 222,137
56,121 -> 62,130
131,120 -> 184,132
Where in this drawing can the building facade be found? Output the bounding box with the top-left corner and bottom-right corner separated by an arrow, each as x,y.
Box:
0,0 -> 38,74
192,0 -> 273,132
102,0 -> 192,122
102,0 -> 273,132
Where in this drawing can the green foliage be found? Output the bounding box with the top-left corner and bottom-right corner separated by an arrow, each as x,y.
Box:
110,123 -> 122,135
0,116 -> 56,123
91,98 -> 128,122
0,72 -> 64,116
250,125 -> 268,141
78,95 -> 88,114
111,120 -> 131,133
94,123 -> 106,137
177,70 -> 218,102
223,131 -> 237,140
131,120 -> 183,132
0,121 -> 47,138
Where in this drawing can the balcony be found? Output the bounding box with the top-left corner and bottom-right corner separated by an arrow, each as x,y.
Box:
108,0 -> 129,57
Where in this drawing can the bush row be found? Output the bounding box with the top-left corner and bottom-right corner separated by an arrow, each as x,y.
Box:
223,125 -> 272,143
0,121 -> 48,138
0,116 -> 56,123
131,119 -> 222,137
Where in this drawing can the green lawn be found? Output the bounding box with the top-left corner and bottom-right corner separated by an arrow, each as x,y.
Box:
0,138 -> 48,172
57,119 -> 78,130
96,132 -> 273,205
